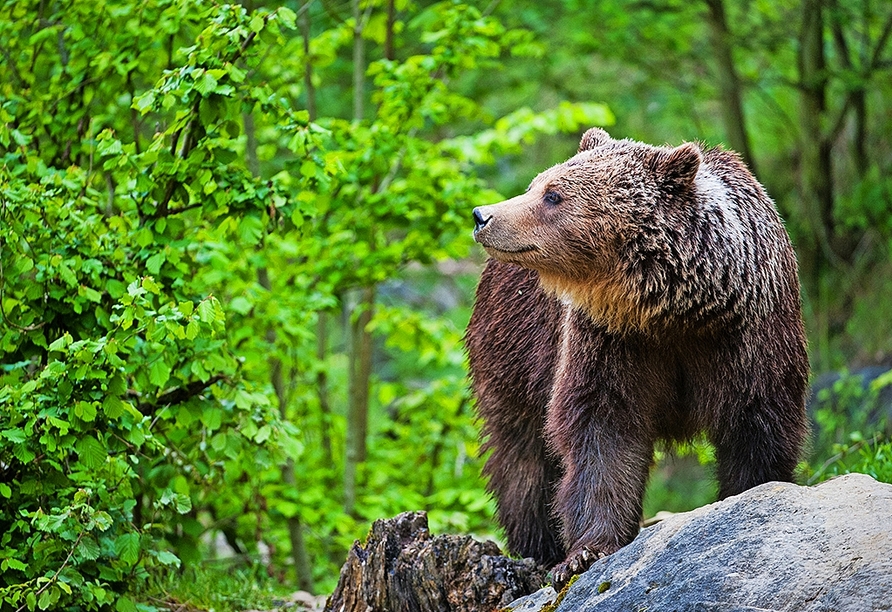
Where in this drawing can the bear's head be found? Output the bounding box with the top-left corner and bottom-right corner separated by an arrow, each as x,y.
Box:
472,127 -> 703,329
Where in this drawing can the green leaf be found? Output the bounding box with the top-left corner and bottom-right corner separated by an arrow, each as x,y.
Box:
77,537 -> 101,561
116,595 -> 138,612
48,332 -> 73,352
127,425 -> 145,447
150,360 -> 171,388
229,296 -> 253,315
185,318 -> 200,340
197,299 -> 215,323
93,511 -> 113,532
238,216 -> 264,246
141,276 -> 161,294
145,252 -> 165,275
76,436 -> 108,469
127,279 -> 145,298
201,407 -> 222,431
250,14 -> 265,33
4,557 -> 26,571
114,533 -> 140,565
277,6 -> 296,28
300,159 -> 317,178
102,395 -> 126,419
79,285 -> 102,303
74,400 -> 98,422
0,482 -> 11,498
59,262 -> 77,286
195,71 -> 218,96
1,428 -> 26,443
13,444 -> 36,464
132,91 -> 155,114
155,550 -> 181,567
38,588 -> 51,610
255,424 -> 272,443
174,493 -> 192,514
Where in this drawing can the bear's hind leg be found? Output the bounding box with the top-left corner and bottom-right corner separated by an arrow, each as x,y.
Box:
713,394 -> 807,499
483,432 -> 565,565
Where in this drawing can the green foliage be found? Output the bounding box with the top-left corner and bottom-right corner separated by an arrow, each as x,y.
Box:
147,563 -> 295,612
805,369 -> 892,485
805,432 -> 892,486
0,2 -> 306,607
1,0 -> 612,606
643,438 -> 717,518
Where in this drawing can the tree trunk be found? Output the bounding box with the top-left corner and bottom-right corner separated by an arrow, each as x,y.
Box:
344,285 -> 374,517
352,0 -> 365,122
316,312 -> 334,467
797,0 -> 835,369
703,0 -> 756,173
301,0 -> 333,469
249,105 -> 314,590
301,0 -> 317,121
256,267 -> 315,593
343,0 -> 374,518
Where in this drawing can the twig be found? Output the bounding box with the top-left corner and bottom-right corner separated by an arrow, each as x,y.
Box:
16,531 -> 85,612
806,433 -> 886,485
138,374 -> 227,414
0,200 -> 45,331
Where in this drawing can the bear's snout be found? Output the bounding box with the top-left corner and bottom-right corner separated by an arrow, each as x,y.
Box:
473,207 -> 491,235
471,198 -> 538,257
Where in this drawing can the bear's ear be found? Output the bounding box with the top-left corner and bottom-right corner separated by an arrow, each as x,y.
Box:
650,142 -> 702,189
578,127 -> 611,153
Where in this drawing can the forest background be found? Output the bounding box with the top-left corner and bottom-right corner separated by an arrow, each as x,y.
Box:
1,0 -> 891,610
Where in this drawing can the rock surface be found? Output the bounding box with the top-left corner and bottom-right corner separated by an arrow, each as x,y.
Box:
324,511 -> 546,612
509,473 -> 892,612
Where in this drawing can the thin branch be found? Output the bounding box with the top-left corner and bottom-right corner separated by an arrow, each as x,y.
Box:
0,200 -> 45,331
375,128 -> 416,194
826,94 -> 853,144
869,11 -> 892,70
824,9 -> 892,144
0,42 -> 24,86
482,0 -> 501,17
828,0 -> 853,71
15,531 -> 85,612
320,0 -> 347,24
138,374 -> 226,414
805,435 -> 887,486
127,71 -> 142,155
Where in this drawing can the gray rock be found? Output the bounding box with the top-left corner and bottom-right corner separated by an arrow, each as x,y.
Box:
505,587 -> 557,611
507,473 -> 892,612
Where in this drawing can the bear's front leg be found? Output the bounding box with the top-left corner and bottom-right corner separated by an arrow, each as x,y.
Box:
546,421 -> 654,589
544,325 -> 658,589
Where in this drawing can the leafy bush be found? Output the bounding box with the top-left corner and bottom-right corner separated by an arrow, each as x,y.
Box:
1,0 -> 612,607
805,368 -> 892,485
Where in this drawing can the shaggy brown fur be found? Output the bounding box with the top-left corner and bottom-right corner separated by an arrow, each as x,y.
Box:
465,128 -> 809,587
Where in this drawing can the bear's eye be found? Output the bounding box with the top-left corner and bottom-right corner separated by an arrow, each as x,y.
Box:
543,191 -> 563,206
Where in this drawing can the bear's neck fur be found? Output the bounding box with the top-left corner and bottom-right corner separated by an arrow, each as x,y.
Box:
538,271 -> 656,334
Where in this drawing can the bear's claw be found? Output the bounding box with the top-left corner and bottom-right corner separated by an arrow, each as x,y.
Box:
551,546 -> 608,591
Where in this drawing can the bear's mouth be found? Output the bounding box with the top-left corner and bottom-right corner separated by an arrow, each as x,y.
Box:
485,245 -> 537,255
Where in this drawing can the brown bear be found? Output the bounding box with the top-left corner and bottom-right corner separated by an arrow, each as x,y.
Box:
465,128 -> 809,587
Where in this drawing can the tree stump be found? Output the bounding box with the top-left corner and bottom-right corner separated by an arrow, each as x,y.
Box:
325,511 -> 546,612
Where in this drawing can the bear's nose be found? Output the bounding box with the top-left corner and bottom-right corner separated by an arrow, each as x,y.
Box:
473,208 -> 491,233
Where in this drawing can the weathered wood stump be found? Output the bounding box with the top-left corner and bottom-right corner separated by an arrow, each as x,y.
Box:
325,511 -> 546,612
